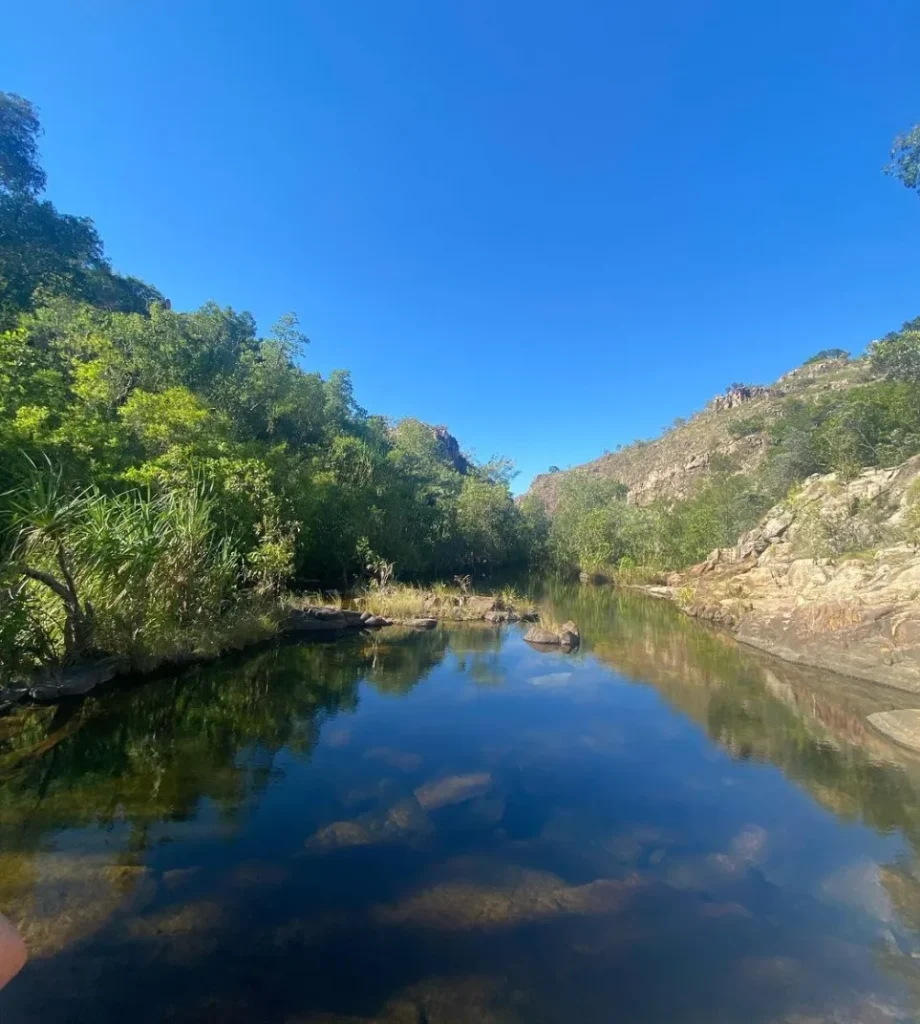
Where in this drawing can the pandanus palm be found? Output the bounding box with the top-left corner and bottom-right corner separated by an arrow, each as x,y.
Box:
5,459 -> 96,661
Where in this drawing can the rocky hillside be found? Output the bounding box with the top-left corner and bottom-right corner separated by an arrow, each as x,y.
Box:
527,354 -> 871,510
645,455 -> 920,694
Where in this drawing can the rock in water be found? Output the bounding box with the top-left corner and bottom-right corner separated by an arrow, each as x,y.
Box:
524,626 -> 561,645
559,620 -> 580,647
414,773 -> 493,810
524,622 -> 580,648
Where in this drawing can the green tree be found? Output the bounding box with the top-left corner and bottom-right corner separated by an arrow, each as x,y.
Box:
870,318 -> 920,382
0,92 -> 46,197
887,124 -> 920,195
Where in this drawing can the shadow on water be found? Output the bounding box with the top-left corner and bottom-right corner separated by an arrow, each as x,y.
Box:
3,588 -> 920,1021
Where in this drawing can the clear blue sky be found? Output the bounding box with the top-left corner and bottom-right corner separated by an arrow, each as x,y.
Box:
3,1 -> 919,490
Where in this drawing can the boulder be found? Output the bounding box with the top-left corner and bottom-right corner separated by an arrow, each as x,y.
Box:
362,615 -> 392,628
524,626 -> 561,645
407,618 -> 437,630
524,622 -> 580,649
558,620 -> 580,647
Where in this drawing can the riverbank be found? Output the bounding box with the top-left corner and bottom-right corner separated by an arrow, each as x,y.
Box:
0,585 -> 539,714
632,458 -> 920,698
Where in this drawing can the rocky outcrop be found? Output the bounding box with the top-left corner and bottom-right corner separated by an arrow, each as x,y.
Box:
526,355 -> 868,512
650,456 -> 920,692
708,383 -> 772,412
432,425 -> 471,475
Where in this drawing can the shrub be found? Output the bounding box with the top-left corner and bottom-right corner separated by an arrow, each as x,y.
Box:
804,348 -> 848,365
727,415 -> 766,438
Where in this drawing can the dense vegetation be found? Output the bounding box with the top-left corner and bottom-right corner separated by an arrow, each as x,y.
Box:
3,92 -> 919,682
0,93 -> 534,681
542,321 -> 920,577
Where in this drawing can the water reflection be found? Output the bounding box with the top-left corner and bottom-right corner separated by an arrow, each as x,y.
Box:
1,589 -> 920,1022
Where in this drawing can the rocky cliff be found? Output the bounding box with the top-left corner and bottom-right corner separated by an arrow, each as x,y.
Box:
644,455 -> 920,693
527,355 -> 868,510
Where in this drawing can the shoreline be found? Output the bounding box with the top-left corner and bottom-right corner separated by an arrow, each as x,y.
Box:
633,579 -> 920,695
0,592 -> 537,715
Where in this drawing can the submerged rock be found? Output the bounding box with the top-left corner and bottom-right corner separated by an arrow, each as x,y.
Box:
414,772 -> 493,811
306,795 -> 433,850
364,746 -> 423,772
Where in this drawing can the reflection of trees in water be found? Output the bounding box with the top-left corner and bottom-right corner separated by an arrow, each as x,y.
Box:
448,624 -> 506,688
531,579 -> 920,986
1,631 -> 451,830
534,580 -> 920,842
0,629 -> 451,926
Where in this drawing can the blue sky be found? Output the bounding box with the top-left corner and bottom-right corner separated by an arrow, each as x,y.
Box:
3,1 -> 919,490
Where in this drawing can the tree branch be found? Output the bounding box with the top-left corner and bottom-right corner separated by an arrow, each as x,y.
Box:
19,566 -> 75,605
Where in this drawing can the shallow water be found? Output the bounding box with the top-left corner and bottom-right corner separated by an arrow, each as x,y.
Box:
4,585 -> 920,1022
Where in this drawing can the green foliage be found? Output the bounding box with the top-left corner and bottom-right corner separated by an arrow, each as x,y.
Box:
3,470 -> 253,671
803,348 -> 848,365
869,317 -> 920,382
547,460 -> 774,575
729,413 -> 762,438
0,91 -> 162,330
886,124 -> 920,195
0,93 -> 46,198
0,93 -> 534,680
549,476 -> 632,572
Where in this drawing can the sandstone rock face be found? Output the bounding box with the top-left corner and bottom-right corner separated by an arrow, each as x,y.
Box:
708,384 -> 771,412
657,456 -> 920,692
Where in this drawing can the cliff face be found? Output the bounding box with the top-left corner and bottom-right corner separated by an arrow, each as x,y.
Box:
526,355 -> 868,511
645,455 -> 920,693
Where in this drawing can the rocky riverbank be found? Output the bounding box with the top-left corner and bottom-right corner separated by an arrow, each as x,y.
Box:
0,590 -> 539,713
641,456 -> 920,696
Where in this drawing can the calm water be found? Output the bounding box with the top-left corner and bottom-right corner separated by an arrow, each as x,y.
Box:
4,585 -> 920,1023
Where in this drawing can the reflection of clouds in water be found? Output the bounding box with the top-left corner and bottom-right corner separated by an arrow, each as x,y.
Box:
526,672 -> 574,688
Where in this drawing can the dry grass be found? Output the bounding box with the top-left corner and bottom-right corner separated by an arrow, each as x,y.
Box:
351,583 -> 534,622
354,584 -> 485,620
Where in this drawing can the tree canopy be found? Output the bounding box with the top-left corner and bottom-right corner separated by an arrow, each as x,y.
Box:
887,124 -> 920,195
0,92 -> 534,679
